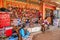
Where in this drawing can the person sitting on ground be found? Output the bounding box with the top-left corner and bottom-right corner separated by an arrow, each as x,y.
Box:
43,17 -> 50,29
41,17 -> 50,32
19,24 -> 30,40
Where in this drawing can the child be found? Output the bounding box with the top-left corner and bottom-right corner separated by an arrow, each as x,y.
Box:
19,24 -> 30,40
41,17 -> 50,32
43,17 -> 50,30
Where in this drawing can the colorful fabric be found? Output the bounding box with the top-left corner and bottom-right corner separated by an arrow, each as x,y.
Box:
19,28 -> 30,38
12,18 -> 21,26
5,29 -> 12,37
8,36 -> 18,40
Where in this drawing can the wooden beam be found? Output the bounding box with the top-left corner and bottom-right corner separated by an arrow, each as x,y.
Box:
42,0 -> 60,8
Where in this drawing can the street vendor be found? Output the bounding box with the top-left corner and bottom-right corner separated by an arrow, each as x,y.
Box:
19,24 -> 30,40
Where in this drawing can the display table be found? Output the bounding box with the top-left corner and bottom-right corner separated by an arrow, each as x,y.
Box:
27,26 -> 41,33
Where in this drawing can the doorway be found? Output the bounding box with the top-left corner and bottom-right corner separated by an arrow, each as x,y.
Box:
45,8 -> 53,25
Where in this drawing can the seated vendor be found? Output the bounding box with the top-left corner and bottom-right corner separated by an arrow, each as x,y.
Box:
19,24 -> 30,39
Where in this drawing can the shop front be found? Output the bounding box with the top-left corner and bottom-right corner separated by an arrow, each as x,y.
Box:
0,0 -> 57,40
43,3 -> 56,24
4,0 -> 43,25
2,0 -> 56,24
4,0 -> 42,33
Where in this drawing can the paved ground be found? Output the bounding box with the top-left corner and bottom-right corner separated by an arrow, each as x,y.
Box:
33,25 -> 60,40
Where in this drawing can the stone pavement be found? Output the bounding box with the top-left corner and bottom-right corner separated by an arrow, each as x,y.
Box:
32,25 -> 60,40
34,24 -> 59,31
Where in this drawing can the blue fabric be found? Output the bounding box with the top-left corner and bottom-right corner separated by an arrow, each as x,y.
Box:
9,37 -> 15,40
20,29 -> 25,37
9,36 -> 18,40
19,29 -> 30,38
24,31 -> 30,38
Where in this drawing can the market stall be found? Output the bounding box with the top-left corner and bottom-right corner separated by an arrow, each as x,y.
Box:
0,0 -> 43,40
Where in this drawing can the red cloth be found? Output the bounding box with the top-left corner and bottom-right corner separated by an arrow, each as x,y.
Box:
5,29 -> 12,37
